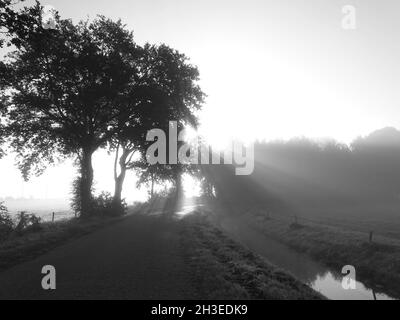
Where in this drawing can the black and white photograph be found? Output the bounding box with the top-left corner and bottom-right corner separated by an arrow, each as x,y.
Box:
0,0 -> 399,308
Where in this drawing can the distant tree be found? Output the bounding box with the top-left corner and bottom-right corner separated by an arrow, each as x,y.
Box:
134,157 -> 174,199
110,44 -> 204,206
1,10 -> 142,217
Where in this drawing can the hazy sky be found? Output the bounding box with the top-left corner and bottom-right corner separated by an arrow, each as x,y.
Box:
1,0 -> 400,200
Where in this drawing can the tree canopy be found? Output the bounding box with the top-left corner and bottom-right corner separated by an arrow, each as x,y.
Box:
1,6 -> 144,215
110,43 -> 204,205
1,2 -> 205,215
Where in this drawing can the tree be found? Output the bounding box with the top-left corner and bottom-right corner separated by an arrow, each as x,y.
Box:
134,157 -> 174,199
1,9 -> 142,217
110,43 -> 204,206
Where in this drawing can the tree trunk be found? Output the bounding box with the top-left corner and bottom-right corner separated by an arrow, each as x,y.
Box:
176,173 -> 183,199
80,147 -> 94,218
150,172 -> 155,199
113,148 -> 129,206
172,172 -> 183,210
113,168 -> 126,204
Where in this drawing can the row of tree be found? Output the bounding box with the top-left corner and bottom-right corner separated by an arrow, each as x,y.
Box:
203,129 -> 400,219
0,1 -> 205,217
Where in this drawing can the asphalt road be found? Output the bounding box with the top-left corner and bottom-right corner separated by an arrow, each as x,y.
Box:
0,213 -> 196,299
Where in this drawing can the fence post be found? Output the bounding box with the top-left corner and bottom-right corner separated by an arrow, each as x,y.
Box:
52,212 -> 55,222
369,230 -> 373,243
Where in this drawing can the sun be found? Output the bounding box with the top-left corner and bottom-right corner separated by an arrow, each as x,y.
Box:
182,173 -> 201,198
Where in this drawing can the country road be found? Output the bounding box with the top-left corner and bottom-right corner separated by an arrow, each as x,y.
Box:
0,213 -> 197,300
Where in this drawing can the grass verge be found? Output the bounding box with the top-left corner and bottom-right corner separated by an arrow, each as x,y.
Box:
180,212 -> 324,300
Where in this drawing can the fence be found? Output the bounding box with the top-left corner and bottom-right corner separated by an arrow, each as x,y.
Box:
11,210 -> 75,223
248,209 -> 400,243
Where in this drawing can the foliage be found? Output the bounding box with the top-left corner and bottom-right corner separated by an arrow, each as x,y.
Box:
0,202 -> 13,240
0,0 -> 32,49
71,176 -> 126,217
1,1 -> 206,213
1,202 -> 42,240
110,43 -> 205,202
1,7 -> 147,216
14,211 -> 42,235
92,192 -> 127,217
2,11 -> 141,178
70,176 -> 87,215
0,121 -> 5,159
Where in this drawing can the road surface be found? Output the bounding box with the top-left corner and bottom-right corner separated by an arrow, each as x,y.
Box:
0,213 -> 197,299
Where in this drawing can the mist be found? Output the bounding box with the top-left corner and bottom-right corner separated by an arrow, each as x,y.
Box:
204,127 -> 400,237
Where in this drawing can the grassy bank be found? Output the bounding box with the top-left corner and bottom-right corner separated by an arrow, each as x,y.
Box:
0,216 -> 124,272
180,212 -> 324,300
240,210 -> 400,299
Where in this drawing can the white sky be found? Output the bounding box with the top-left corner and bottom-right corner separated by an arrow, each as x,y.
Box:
1,0 -> 400,200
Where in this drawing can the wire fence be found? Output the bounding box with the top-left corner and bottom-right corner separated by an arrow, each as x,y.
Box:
41,210 -> 75,222
248,209 -> 400,242
10,210 -> 75,223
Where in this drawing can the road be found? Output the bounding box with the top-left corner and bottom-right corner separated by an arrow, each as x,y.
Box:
0,213 -> 197,299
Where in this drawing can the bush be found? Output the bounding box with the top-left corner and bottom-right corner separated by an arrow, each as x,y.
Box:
70,176 -> 85,216
92,192 -> 127,217
71,176 -> 126,217
14,211 -> 42,235
0,202 -> 13,241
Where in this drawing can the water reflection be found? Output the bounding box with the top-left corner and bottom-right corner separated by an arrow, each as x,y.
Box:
311,271 -> 393,300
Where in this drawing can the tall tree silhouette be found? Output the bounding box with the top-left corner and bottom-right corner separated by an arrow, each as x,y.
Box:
1,10 -> 142,217
110,44 -> 204,206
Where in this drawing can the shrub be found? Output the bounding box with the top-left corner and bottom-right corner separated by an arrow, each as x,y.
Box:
70,176 -> 86,216
92,192 -> 127,217
14,211 -> 42,235
71,176 -> 126,217
0,202 -> 13,241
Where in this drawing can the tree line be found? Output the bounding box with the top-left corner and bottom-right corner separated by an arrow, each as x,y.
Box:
0,1 -> 205,217
204,128 -> 400,220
